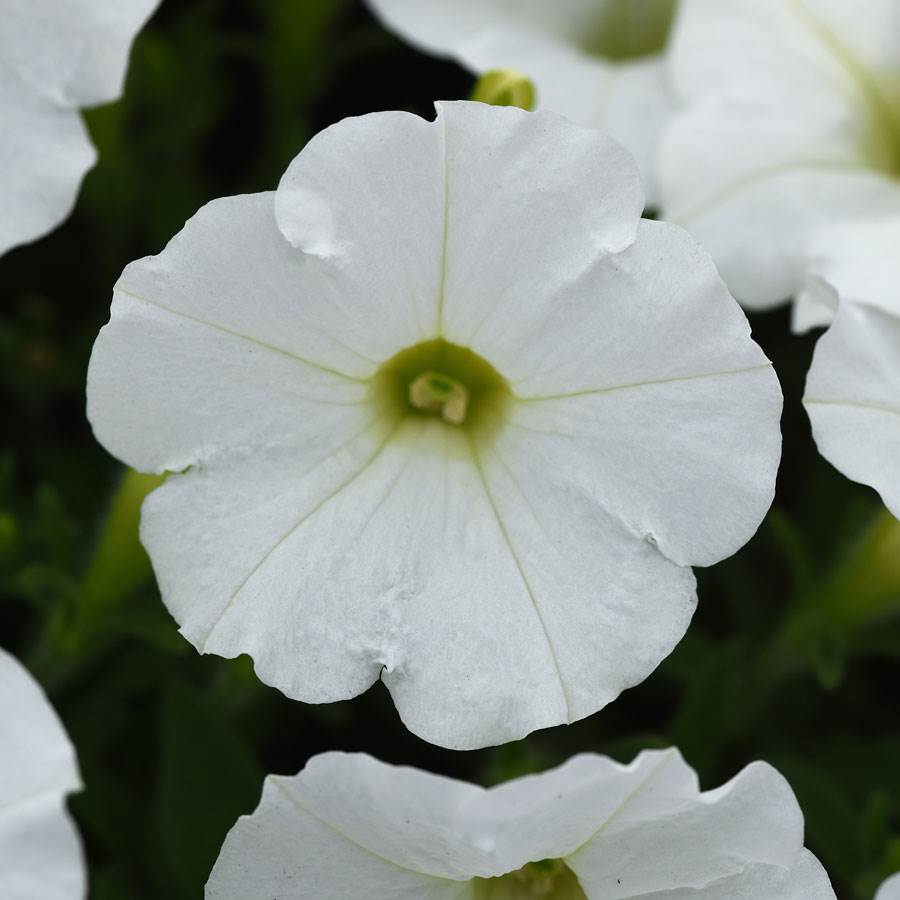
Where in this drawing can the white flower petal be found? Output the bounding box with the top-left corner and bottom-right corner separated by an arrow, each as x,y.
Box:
497,221 -> 781,567
278,101 -> 644,353
571,762 -> 805,896
876,874 -> 900,900
794,216 -> 900,332
365,1 -> 675,198
463,749 -> 699,874
435,102 -> 644,343
661,0 -> 900,306
0,0 -> 159,254
801,218 -> 900,319
88,192 -> 377,475
207,750 -> 834,900
147,417 -> 684,749
662,159 -> 900,307
366,0 -> 601,56
206,759 -> 470,900
793,275 -> 839,334
3,0 -> 160,107
670,0 -> 872,107
804,302 -> 900,518
275,110 -> 446,346
0,649 -> 85,900
802,216 -> 900,514
0,83 -> 95,257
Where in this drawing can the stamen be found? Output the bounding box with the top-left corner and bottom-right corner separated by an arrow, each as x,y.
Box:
409,371 -> 470,425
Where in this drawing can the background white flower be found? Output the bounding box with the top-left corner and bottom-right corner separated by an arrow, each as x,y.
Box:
802,217 -> 900,518
877,873 -> 900,900
0,648 -> 85,900
206,749 -> 835,899
365,0 -> 682,201
0,0 -> 160,256
87,101 -> 781,750
660,0 -> 900,308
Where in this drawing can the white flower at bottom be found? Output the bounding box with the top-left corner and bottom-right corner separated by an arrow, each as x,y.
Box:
802,217 -> 900,517
365,0 -> 682,201
0,648 -> 85,900
877,874 -> 900,900
0,0 -> 159,255
87,101 -> 781,750
206,749 -> 835,900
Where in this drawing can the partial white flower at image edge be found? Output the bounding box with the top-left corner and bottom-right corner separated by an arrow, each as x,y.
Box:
0,0 -> 160,256
365,0 -> 682,201
87,101 -> 782,751
205,749 -> 836,899
660,0 -> 900,308
0,648 -> 85,900
801,217 -> 900,519
877,873 -> 900,900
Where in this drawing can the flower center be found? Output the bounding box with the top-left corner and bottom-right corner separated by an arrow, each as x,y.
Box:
473,859 -> 588,899
579,0 -> 677,61
408,371 -> 470,424
372,338 -> 510,437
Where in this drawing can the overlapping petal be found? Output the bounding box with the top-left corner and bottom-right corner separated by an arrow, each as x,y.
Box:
365,0 -> 678,199
877,874 -> 900,900
0,649 -> 85,900
803,218 -> 900,517
89,102 -> 781,749
0,0 -> 159,255
661,0 -> 900,306
206,750 -> 835,900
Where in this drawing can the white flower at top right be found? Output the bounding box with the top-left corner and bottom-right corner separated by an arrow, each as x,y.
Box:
659,0 -> 900,309
802,217 -> 900,518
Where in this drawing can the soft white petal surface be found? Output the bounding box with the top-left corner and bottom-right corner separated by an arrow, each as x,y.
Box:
0,0 -> 159,254
0,649 -> 85,900
365,0 -> 676,198
278,102 -> 644,346
89,102 -> 781,749
0,82 -> 96,257
795,216 -> 900,331
801,218 -> 900,320
662,0 -> 900,306
805,303 -> 900,518
207,750 -> 834,900
802,217 -> 900,515
877,874 -> 900,900
662,155 -> 900,307
570,762 -> 809,897
493,219 -> 781,568
670,0 -> 895,108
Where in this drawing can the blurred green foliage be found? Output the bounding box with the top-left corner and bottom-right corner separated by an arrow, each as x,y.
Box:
0,1 -> 898,898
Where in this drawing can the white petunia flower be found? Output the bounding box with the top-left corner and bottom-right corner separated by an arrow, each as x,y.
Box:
206,749 -> 836,899
877,874 -> 900,900
0,648 -> 85,900
365,0 -> 683,202
87,101 -> 782,750
0,0 -> 160,256
802,217 -> 900,518
660,0 -> 900,308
